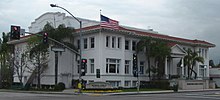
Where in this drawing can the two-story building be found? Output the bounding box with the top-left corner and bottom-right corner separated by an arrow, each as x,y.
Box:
10,12 -> 215,89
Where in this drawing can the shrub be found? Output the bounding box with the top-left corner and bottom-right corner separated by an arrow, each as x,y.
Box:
140,80 -> 170,89
54,82 -> 65,91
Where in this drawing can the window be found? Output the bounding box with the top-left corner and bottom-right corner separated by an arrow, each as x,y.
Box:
83,38 -> 88,49
106,58 -> 120,73
90,37 -> 95,48
125,40 -> 130,50
124,81 -> 131,87
132,41 -> 136,51
77,39 -> 80,49
132,81 -> 137,87
106,36 -> 110,47
90,59 -> 94,73
112,37 -> 116,48
199,65 -> 207,77
140,61 -> 144,74
117,37 -> 121,48
125,60 -> 130,74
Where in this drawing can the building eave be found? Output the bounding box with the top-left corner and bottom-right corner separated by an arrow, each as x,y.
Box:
75,25 -> 215,48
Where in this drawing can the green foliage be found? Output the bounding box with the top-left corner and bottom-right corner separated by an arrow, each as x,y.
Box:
140,80 -> 170,89
137,37 -> 171,79
184,49 -> 204,79
54,82 -> 65,91
0,32 -> 14,88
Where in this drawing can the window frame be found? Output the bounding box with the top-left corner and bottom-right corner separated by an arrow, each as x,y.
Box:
106,58 -> 120,74
90,37 -> 95,48
125,40 -> 130,50
83,38 -> 88,49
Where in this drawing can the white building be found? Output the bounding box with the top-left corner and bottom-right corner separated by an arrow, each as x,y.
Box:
210,67 -> 220,87
10,12 -> 215,89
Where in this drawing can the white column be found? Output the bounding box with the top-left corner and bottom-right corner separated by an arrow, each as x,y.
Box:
181,58 -> 184,76
165,57 -> 168,79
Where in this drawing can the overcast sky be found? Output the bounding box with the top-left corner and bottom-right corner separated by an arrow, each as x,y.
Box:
0,0 -> 220,64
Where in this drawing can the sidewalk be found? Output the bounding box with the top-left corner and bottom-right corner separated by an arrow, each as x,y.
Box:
0,88 -> 220,96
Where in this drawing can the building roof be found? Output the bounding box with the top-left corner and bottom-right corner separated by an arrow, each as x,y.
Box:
76,24 -> 215,48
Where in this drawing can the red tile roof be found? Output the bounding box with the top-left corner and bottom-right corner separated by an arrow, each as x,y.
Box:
76,25 -> 215,47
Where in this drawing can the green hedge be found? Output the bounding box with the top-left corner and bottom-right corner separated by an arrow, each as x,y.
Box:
140,80 -> 170,89
54,82 -> 65,91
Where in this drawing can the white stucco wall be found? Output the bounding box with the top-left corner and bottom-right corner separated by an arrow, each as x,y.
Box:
12,12 -> 213,88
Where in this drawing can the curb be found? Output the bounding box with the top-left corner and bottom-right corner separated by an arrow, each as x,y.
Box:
0,89 -> 219,96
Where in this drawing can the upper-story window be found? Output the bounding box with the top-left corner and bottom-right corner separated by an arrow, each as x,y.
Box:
83,38 -> 88,49
125,40 -> 130,50
112,37 -> 116,48
132,41 -> 136,51
90,37 -> 95,48
117,37 -> 121,49
106,36 -> 110,47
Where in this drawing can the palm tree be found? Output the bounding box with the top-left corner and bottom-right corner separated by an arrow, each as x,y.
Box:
184,49 -> 204,79
150,39 -> 171,79
137,37 -> 171,80
137,37 -> 152,80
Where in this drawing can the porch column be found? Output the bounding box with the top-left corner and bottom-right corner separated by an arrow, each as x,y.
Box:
165,57 -> 168,79
181,58 -> 184,77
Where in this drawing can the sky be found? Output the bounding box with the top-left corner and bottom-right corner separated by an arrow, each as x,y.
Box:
0,0 -> 220,64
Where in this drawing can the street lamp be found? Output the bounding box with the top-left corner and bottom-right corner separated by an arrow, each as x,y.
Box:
50,4 -> 83,93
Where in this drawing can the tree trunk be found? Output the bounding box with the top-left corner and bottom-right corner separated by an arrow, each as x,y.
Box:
37,56 -> 41,89
147,46 -> 151,81
189,65 -> 197,79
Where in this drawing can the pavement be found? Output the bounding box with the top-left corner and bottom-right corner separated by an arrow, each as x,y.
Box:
0,88 -> 220,96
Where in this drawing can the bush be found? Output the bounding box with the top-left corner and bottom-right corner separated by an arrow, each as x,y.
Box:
2,82 -> 10,89
54,82 -> 65,91
140,80 -> 170,89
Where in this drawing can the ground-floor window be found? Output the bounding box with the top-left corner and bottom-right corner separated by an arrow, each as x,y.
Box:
132,81 -> 137,87
139,61 -> 144,74
90,59 -> 94,73
124,81 -> 131,87
199,65 -> 207,78
106,58 -> 120,73
125,60 -> 130,74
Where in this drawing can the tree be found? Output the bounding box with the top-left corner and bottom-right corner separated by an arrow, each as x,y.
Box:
209,60 -> 215,68
14,50 -> 29,85
26,23 -> 76,88
137,37 -> 153,80
184,49 -> 204,79
0,32 -> 14,88
137,37 -> 171,80
150,39 -> 171,79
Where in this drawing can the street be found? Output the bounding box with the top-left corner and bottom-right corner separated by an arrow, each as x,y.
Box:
0,91 -> 220,100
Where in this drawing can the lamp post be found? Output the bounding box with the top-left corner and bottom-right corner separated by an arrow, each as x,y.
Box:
50,4 -> 83,93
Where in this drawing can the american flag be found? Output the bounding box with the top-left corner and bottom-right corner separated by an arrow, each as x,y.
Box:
100,15 -> 119,30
